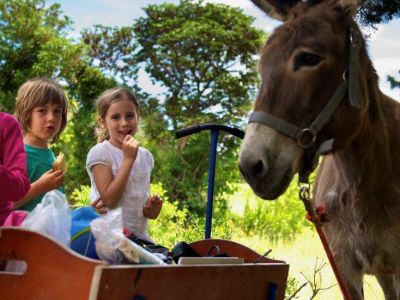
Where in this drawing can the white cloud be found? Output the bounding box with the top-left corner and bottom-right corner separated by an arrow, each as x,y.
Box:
366,20 -> 400,100
205,0 -> 281,32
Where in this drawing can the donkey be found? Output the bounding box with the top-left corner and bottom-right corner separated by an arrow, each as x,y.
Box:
238,0 -> 400,299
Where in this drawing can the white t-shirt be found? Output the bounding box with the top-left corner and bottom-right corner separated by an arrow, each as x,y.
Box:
86,140 -> 154,242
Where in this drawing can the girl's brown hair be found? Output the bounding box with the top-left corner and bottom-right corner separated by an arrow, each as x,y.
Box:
15,77 -> 68,143
96,87 -> 140,143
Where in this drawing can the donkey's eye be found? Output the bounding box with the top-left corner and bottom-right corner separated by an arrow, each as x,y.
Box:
294,53 -> 322,71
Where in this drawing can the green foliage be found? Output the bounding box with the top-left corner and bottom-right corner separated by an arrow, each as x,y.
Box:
285,276 -> 302,300
81,25 -> 139,87
0,0 -> 115,194
139,128 -> 244,215
54,108 -> 96,193
388,72 -> 400,90
231,181 -> 312,244
148,183 -> 201,248
149,200 -> 202,249
135,0 -> 262,129
149,182 -> 233,248
131,0 -> 264,212
69,184 -> 91,207
0,0 -> 72,111
358,0 -> 400,26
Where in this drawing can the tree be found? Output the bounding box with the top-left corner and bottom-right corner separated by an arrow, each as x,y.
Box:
0,0 -> 73,111
81,25 -> 139,87
357,1 -> 400,91
0,0 -> 115,194
388,73 -> 400,89
358,0 -> 400,26
135,0 -> 263,130
132,0 -> 264,211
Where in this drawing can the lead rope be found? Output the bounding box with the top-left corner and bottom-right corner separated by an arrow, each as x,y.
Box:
298,181 -> 353,300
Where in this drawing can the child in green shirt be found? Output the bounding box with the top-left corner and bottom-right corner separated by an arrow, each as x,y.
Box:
13,77 -> 68,212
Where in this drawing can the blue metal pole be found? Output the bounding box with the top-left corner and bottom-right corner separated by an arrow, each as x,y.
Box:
205,129 -> 219,239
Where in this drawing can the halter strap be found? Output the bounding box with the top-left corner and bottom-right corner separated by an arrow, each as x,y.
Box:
348,20 -> 363,109
249,80 -> 347,149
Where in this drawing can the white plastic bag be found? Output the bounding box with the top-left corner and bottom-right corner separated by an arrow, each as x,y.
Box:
21,190 -> 71,246
90,208 -> 165,265
90,208 -> 124,263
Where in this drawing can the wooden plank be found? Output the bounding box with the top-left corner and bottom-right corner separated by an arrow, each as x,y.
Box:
189,239 -> 283,263
0,227 -> 103,300
91,263 -> 289,300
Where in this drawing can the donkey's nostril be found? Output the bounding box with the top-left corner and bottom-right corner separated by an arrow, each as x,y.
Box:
252,160 -> 264,177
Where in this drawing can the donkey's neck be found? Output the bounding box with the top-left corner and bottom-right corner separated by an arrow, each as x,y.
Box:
330,38 -> 400,196
334,91 -> 399,196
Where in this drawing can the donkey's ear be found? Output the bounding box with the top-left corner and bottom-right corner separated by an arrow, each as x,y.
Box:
332,0 -> 362,16
250,0 -> 288,21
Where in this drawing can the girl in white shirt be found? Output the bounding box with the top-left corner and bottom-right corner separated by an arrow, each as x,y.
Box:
86,88 -> 162,242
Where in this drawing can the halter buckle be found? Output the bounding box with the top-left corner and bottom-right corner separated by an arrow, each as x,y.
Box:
298,182 -> 311,201
297,128 -> 316,148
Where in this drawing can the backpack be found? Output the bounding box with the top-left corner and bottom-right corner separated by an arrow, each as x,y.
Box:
70,206 -> 99,259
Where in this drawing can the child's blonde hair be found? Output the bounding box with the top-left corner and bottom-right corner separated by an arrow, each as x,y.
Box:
15,77 -> 68,143
96,87 -> 140,143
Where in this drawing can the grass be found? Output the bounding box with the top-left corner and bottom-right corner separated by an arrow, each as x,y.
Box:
227,184 -> 384,300
232,230 -> 383,299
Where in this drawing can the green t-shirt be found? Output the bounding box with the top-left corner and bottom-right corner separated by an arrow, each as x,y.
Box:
20,144 -> 64,212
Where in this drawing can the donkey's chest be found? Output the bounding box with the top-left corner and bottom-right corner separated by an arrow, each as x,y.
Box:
319,188 -> 400,274
329,224 -> 399,274
351,228 -> 397,274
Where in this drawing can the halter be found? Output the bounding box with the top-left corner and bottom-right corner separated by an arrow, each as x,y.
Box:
248,19 -> 363,184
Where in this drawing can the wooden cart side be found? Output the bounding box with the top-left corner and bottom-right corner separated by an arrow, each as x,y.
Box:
90,263 -> 289,300
189,239 -> 284,263
0,227 -> 103,300
90,239 -> 289,300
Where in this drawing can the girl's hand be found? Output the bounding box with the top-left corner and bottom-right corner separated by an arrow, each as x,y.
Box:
143,194 -> 163,219
122,135 -> 140,162
91,197 -> 108,214
36,169 -> 64,192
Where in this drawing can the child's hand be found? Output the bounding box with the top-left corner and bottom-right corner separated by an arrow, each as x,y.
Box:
122,135 -> 140,162
91,197 -> 108,214
36,169 -> 64,193
143,194 -> 163,219
12,168 -> 64,209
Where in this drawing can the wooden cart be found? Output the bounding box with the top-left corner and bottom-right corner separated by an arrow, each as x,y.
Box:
0,227 -> 289,300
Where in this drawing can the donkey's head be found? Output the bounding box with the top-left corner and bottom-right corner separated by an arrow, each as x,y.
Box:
239,0 -> 369,199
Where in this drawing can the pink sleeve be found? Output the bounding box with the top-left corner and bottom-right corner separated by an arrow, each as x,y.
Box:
0,114 -> 30,202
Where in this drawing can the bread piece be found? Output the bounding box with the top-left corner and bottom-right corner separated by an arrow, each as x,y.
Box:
52,152 -> 67,173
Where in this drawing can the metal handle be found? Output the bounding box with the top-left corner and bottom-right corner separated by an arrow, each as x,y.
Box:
175,124 -> 244,140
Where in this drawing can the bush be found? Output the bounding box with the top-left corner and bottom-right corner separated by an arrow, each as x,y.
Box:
69,185 -> 91,207
285,276 -> 302,300
149,182 -> 233,248
231,180 -> 312,244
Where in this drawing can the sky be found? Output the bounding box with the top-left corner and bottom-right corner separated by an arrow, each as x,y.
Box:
48,0 -> 400,100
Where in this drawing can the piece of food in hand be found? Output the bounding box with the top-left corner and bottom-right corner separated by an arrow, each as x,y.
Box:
52,152 -> 67,173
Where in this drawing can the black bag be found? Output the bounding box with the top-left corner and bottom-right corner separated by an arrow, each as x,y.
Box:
171,241 -> 230,264
171,242 -> 201,263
